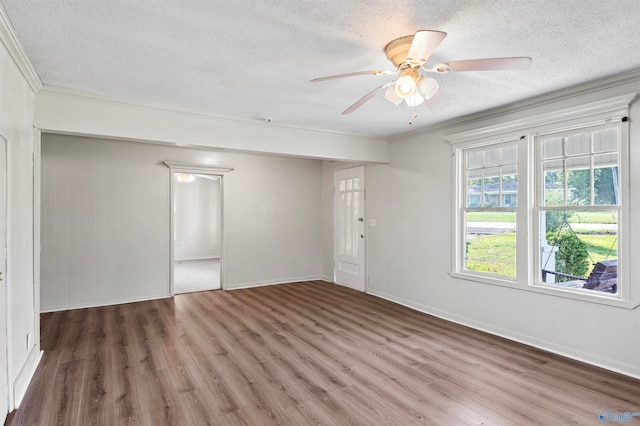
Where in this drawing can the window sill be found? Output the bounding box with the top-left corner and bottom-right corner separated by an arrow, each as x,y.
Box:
448,271 -> 639,309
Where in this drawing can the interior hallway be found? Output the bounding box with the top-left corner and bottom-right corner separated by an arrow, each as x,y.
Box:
174,258 -> 220,293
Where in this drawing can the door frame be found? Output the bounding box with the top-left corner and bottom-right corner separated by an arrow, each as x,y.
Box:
164,162 -> 232,295
333,165 -> 366,292
0,134 -> 7,420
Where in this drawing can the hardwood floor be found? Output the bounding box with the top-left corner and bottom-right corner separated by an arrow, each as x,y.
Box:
8,281 -> 640,425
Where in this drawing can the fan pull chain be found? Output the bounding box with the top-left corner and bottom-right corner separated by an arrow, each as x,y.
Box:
408,103 -> 418,125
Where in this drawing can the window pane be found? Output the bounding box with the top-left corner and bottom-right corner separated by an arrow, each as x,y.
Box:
594,162 -> 619,206
565,133 -> 590,156
501,170 -> 517,207
543,137 -> 563,159
540,209 -> 618,294
502,164 -> 517,176
543,160 -> 564,206
338,193 -> 345,254
465,144 -> 518,208
345,192 -> 352,254
502,146 -> 517,165
483,167 -> 500,207
464,210 -> 516,278
467,175 -> 482,207
593,127 -> 619,153
566,158 -> 591,205
485,148 -> 501,167
467,151 -> 483,169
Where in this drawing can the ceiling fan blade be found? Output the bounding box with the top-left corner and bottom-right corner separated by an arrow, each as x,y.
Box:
444,57 -> 532,72
425,90 -> 449,113
342,83 -> 393,115
310,70 -> 395,83
406,30 -> 447,66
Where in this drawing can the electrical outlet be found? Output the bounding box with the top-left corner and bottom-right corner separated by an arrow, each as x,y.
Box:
26,333 -> 32,350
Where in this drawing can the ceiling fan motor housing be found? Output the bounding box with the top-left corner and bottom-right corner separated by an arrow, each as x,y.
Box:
384,35 -> 416,68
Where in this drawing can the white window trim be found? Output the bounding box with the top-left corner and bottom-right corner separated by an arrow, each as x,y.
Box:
446,93 -> 638,309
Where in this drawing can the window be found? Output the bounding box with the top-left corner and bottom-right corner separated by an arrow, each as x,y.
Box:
462,143 -> 518,279
449,94 -> 634,307
538,125 -> 620,295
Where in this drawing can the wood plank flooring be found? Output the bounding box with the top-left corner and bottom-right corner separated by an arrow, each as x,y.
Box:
7,281 -> 640,425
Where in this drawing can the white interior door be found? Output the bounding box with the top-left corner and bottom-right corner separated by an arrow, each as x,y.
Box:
334,166 -> 365,291
0,136 -> 8,420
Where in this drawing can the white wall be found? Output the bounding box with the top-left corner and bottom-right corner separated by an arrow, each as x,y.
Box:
0,7 -> 42,413
41,134 -> 324,311
174,175 -> 221,261
362,75 -> 640,378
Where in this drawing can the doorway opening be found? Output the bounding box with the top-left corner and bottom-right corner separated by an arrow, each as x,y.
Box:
173,172 -> 221,293
165,162 -> 232,295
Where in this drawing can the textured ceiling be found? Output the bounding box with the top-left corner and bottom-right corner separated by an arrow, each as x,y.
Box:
3,0 -> 640,138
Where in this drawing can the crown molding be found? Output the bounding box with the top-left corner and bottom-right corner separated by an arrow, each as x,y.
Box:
443,92 -> 637,144
0,4 -> 42,92
394,68 -> 640,142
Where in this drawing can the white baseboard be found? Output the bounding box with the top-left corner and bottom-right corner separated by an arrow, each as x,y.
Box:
40,293 -> 171,313
366,288 -> 640,381
174,256 -> 220,261
40,277 -> 332,312
12,346 -> 43,409
226,276 -> 329,291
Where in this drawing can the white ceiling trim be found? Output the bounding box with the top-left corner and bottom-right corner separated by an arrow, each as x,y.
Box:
0,3 -> 41,92
397,68 -> 640,142
444,92 -> 637,145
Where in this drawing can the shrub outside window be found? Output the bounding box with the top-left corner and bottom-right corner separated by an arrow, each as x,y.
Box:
537,125 -> 620,295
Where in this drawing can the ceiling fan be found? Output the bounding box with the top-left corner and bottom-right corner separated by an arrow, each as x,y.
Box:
310,30 -> 532,115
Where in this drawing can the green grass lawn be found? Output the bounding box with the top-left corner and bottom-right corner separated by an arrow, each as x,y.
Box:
465,234 -> 516,277
466,211 -> 515,222
465,233 -> 617,278
466,210 -> 616,224
580,234 -> 618,264
571,211 -> 617,224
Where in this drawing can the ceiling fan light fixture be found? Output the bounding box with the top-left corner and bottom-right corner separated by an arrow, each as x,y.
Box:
384,85 -> 403,105
405,91 -> 424,107
394,75 -> 416,98
417,77 -> 439,100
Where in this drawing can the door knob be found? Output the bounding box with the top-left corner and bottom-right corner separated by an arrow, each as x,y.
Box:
358,217 -> 364,222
